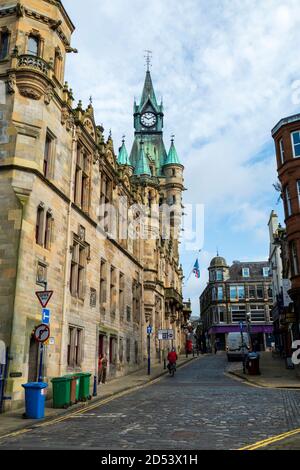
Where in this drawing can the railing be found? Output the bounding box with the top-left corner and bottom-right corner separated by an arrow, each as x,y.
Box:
17,54 -> 50,76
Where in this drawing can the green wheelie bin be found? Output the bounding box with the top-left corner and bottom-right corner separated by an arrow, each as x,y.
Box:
51,376 -> 71,408
77,372 -> 92,401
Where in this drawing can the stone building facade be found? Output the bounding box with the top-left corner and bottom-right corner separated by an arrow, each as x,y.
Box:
0,0 -> 188,411
200,257 -> 273,351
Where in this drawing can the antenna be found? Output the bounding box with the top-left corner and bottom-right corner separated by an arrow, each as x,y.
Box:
144,50 -> 152,71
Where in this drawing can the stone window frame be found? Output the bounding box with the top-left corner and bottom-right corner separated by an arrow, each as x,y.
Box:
0,27 -> 10,61
25,29 -> 45,57
44,209 -> 54,250
44,129 -> 56,179
70,233 -> 89,300
35,202 -> 45,246
74,141 -> 91,214
100,258 -> 107,316
67,325 -> 84,368
110,265 -> 117,318
119,272 -> 125,320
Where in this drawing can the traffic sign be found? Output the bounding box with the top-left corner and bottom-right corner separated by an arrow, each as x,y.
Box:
147,325 -> 152,335
35,290 -> 53,308
42,308 -> 50,325
158,329 -> 174,340
34,324 -> 50,343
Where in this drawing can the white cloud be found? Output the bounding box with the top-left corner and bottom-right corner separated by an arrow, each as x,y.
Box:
63,0 -> 300,307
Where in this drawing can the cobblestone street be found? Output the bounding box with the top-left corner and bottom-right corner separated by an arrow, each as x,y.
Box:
1,354 -> 300,450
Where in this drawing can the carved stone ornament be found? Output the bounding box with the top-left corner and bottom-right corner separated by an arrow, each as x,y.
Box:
93,150 -> 100,164
123,175 -> 130,190
6,74 -> 16,94
16,3 -> 25,17
61,107 -> 75,131
18,86 -> 41,100
44,85 -> 54,105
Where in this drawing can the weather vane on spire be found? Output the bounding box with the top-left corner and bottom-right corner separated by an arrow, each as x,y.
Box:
89,95 -> 93,105
144,50 -> 152,71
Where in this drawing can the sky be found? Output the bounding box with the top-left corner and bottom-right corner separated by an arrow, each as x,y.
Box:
63,0 -> 300,316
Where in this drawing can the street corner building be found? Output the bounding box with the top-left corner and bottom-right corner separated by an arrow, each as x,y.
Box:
200,256 -> 274,351
0,0 -> 190,411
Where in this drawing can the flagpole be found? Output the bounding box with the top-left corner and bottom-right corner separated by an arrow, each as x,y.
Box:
183,250 -> 202,286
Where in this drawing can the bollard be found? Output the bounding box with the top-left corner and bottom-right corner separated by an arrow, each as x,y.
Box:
93,375 -> 97,397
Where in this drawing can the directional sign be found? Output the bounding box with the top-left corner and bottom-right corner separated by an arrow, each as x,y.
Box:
42,309 -> 50,325
147,325 -> 152,335
158,329 -> 174,340
34,324 -> 50,343
36,290 -> 53,308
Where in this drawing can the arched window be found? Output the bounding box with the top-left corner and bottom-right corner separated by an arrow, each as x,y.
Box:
28,35 -> 39,56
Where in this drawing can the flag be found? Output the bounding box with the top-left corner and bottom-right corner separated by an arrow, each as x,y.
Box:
193,259 -> 200,279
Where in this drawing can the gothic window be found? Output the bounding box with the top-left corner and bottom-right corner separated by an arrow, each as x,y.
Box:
54,48 -> 63,82
35,204 -> 45,246
44,210 -> 53,250
0,30 -> 9,60
70,235 -> 88,299
110,266 -> 117,317
119,272 -> 125,320
27,35 -> 39,56
100,259 -> 107,315
74,144 -> 91,213
100,173 -> 112,233
44,130 -> 56,178
67,326 -> 83,367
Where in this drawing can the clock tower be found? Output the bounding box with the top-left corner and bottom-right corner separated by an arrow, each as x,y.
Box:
130,69 -> 167,176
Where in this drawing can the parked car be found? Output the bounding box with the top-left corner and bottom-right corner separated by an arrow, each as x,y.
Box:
226,332 -> 250,361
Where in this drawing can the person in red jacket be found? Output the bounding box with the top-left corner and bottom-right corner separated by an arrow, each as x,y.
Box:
167,348 -> 178,371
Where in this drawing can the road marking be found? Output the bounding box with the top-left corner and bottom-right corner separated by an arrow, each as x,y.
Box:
0,358 -> 197,442
238,427 -> 300,450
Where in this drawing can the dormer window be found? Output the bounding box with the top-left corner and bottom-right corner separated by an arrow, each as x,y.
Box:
242,267 -> 250,277
263,267 -> 270,277
28,35 -> 39,56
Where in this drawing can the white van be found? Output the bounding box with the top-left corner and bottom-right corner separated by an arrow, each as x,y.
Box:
226,332 -> 250,361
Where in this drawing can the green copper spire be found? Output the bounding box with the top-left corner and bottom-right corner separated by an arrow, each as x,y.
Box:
134,139 -> 151,176
164,137 -> 181,165
139,71 -> 159,112
118,137 -> 131,166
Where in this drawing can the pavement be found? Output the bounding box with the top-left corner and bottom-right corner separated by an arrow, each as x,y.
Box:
226,351 -> 300,389
1,353 -> 300,450
0,353 -> 197,438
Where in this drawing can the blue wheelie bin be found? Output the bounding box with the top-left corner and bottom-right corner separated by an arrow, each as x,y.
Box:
22,382 -> 48,419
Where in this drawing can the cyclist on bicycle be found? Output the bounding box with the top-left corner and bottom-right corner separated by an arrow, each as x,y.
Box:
167,348 -> 178,371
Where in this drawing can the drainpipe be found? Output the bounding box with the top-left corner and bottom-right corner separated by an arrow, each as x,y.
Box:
59,125 -> 77,375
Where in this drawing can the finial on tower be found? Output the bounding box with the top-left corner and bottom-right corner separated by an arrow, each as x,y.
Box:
171,134 -> 175,144
122,134 -> 126,144
144,50 -> 152,71
89,95 -> 93,105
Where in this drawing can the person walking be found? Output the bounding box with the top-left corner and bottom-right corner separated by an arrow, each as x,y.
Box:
101,353 -> 108,384
214,338 -> 220,354
98,354 -> 103,384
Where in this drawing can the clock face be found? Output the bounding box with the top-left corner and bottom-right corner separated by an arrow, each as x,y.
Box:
141,112 -> 157,128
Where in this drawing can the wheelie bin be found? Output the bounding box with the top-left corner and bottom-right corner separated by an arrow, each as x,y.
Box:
64,374 -> 80,405
77,372 -> 92,401
51,376 -> 71,408
22,382 -> 48,419
246,352 -> 260,375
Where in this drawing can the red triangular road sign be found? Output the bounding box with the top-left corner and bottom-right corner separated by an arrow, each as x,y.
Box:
35,290 -> 53,308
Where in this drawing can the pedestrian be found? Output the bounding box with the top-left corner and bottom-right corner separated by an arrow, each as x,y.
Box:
101,353 -> 108,384
214,338 -> 220,354
98,354 -> 103,384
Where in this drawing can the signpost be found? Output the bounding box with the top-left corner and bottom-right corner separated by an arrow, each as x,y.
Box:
34,324 -> 50,382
